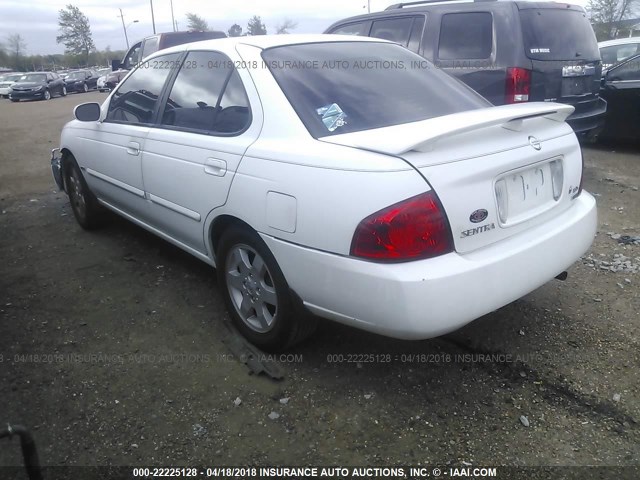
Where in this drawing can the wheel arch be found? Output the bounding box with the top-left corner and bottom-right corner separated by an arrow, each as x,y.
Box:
208,214 -> 256,265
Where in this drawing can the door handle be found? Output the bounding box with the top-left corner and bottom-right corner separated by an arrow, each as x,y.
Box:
126,141 -> 140,156
204,158 -> 227,177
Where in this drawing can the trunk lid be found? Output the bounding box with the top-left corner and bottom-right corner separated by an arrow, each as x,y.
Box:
321,103 -> 584,253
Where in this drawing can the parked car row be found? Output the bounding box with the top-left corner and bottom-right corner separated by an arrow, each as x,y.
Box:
2,69 -> 105,102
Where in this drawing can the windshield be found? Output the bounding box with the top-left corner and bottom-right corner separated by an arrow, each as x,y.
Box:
67,72 -> 85,80
19,74 -> 47,82
520,9 -> 600,61
262,42 -> 489,138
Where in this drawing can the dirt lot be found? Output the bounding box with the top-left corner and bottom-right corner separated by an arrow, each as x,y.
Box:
0,93 -> 638,478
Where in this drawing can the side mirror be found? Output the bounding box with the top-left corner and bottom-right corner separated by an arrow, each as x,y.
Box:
74,103 -> 101,122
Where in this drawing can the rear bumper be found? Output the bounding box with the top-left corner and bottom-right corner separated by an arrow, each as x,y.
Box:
262,192 -> 597,339
565,97 -> 607,133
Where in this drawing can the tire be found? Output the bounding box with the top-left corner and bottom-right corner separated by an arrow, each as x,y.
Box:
61,86 -> 67,97
82,83 -> 88,93
217,226 -> 316,351
43,89 -> 51,101
64,155 -> 103,230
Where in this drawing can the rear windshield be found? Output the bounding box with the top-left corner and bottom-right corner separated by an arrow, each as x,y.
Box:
161,32 -> 226,50
520,9 -> 599,61
262,42 -> 489,138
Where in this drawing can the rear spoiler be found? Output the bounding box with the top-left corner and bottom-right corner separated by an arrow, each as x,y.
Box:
321,103 -> 574,155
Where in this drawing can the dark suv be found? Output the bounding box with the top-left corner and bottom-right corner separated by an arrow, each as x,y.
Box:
326,0 -> 606,134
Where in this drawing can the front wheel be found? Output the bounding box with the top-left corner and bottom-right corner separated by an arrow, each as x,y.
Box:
217,226 -> 316,351
82,83 -> 88,93
43,89 -> 51,101
61,85 -> 67,96
64,156 -> 104,230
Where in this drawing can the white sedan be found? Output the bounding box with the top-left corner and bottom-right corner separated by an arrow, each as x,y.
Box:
51,35 -> 597,350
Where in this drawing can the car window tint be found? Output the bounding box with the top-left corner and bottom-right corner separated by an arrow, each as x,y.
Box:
438,12 -> 493,60
161,51 -> 250,134
330,22 -> 368,36
263,42 -> 489,138
408,17 -> 426,53
609,56 -> 640,81
370,17 -> 414,46
520,9 -> 599,61
106,53 -> 180,125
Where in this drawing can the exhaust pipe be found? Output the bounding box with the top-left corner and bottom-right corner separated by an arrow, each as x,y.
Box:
555,271 -> 568,281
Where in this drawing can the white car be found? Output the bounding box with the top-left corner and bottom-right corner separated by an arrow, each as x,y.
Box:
51,35 -> 597,350
0,73 -> 24,98
599,37 -> 640,70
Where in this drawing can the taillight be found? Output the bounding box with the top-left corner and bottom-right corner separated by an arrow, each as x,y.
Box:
505,67 -> 531,104
350,191 -> 454,262
573,149 -> 584,199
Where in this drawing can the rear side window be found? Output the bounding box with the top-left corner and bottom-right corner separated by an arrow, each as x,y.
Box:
161,51 -> 250,134
520,9 -> 599,61
263,42 -> 489,138
370,17 -> 414,46
106,53 -> 180,125
330,22 -> 368,36
438,12 -> 493,60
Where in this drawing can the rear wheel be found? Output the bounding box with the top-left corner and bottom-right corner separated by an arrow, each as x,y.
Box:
217,226 -> 316,351
64,155 -> 103,230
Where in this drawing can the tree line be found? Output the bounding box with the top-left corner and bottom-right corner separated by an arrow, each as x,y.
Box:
185,13 -> 298,36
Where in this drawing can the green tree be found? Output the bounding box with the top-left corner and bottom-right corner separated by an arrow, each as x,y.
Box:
276,18 -> 298,34
6,34 -> 27,70
228,24 -> 243,37
57,4 -> 95,65
587,0 -> 639,40
247,16 -> 267,36
186,13 -> 209,31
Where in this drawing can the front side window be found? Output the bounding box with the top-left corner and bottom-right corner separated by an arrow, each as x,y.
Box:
106,53 -> 180,125
263,42 -> 489,138
161,51 -> 250,134
601,44 -> 639,65
438,12 -> 493,60
608,56 -> 640,81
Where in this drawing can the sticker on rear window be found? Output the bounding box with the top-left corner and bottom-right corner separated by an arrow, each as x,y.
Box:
530,48 -> 550,54
316,103 -> 347,132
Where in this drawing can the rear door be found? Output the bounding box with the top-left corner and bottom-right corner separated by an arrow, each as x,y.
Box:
519,6 -> 602,114
140,50 -> 260,254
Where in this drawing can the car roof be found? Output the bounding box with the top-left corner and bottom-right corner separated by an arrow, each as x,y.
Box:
599,37 -> 640,47
154,34 -> 387,57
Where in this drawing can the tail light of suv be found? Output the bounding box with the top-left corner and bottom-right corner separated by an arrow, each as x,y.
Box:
350,191 -> 454,262
505,67 -> 531,104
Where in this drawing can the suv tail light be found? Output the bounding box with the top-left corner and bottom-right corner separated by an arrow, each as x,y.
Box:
505,67 -> 531,103
350,192 -> 454,262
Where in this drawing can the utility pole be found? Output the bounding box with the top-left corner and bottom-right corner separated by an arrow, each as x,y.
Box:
170,0 -> 176,32
150,0 -> 156,34
118,8 -> 130,49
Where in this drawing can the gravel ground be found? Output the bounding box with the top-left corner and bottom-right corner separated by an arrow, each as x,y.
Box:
0,93 -> 638,479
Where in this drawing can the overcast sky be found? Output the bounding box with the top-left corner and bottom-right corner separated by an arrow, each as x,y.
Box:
2,0 -> 588,56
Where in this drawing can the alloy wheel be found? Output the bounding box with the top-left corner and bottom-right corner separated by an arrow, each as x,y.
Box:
225,244 -> 278,333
